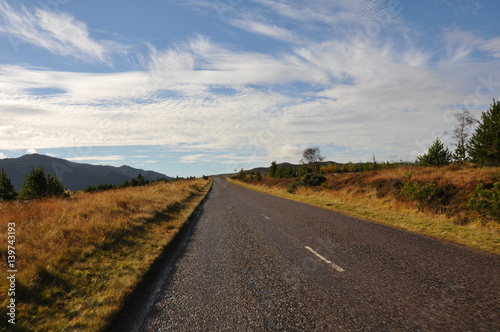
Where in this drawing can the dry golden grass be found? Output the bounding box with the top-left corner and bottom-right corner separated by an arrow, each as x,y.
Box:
230,165 -> 500,255
0,178 -> 210,331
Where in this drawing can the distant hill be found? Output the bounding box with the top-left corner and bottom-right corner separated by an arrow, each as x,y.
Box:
0,154 -> 172,191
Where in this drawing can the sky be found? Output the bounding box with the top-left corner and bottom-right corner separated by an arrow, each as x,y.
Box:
0,0 -> 499,177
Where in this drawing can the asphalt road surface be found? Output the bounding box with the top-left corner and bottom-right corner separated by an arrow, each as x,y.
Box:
125,178 -> 500,331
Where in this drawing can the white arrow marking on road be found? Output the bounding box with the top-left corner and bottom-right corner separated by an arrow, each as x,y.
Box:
305,246 -> 345,272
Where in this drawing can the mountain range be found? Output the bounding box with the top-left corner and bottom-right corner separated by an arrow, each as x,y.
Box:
0,154 -> 171,191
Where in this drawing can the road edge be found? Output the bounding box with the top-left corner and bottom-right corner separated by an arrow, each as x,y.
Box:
103,179 -> 213,332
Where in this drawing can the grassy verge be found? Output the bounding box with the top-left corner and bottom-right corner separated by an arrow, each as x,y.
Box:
228,174 -> 499,255
0,178 -> 211,331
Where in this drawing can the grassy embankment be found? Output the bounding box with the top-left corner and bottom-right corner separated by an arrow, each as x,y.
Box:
229,165 -> 499,255
0,178 -> 211,331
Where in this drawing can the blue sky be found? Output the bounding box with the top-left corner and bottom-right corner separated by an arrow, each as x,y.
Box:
0,0 -> 499,177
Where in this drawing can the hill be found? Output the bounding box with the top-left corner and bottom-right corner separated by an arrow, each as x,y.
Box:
0,154 -> 171,191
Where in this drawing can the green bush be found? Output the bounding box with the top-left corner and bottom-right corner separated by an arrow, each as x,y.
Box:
301,174 -> 326,187
467,181 -> 500,222
287,181 -> 300,194
398,170 -> 436,205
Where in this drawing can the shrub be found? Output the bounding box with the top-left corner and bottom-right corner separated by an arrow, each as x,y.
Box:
254,171 -> 262,181
301,174 -> 327,187
398,170 -> 437,208
467,181 -> 500,222
287,181 -> 300,193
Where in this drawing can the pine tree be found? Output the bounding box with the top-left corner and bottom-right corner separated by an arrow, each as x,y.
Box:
418,138 -> 452,166
269,161 -> 277,178
137,174 -> 147,186
238,168 -> 246,181
0,168 -> 17,201
468,99 -> 500,166
18,167 -> 67,200
453,140 -> 468,164
46,173 -> 68,198
255,171 -> 262,181
18,167 -> 47,200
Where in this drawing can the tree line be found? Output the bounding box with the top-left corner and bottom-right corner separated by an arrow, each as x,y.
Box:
0,166 -> 156,201
0,166 -> 67,201
83,174 -> 151,193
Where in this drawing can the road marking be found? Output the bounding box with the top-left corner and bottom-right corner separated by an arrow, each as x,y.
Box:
305,246 -> 345,272
261,214 -> 270,220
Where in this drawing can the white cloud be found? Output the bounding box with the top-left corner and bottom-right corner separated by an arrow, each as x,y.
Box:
0,152 -> 7,159
227,17 -> 299,43
0,0 -> 119,64
479,37 -> 500,58
26,148 -> 37,154
443,28 -> 500,60
179,154 -> 210,163
146,36 -> 327,91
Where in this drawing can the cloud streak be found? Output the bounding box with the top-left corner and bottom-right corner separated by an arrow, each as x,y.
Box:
0,0 -> 118,63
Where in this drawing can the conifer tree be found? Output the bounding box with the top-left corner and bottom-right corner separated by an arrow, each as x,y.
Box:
269,161 -> 278,178
18,167 -> 47,200
46,173 -> 68,198
18,166 -> 67,200
418,138 -> 452,166
468,99 -> 500,166
0,168 -> 16,201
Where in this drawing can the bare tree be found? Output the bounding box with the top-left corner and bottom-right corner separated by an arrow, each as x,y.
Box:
452,109 -> 477,163
301,147 -> 325,172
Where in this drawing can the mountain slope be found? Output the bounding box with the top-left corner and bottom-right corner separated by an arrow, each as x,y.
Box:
0,154 -> 171,191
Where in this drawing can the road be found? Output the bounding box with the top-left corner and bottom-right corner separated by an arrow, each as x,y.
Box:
115,178 -> 500,331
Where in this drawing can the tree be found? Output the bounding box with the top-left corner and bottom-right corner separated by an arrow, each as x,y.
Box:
0,169 -> 16,201
301,147 -> 325,172
468,99 -> 500,166
136,174 -> 148,186
18,166 -> 67,200
46,173 -> 68,198
254,171 -> 262,181
238,168 -> 246,181
269,161 -> 278,178
417,138 -> 452,166
451,109 -> 477,163
18,167 -> 48,200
